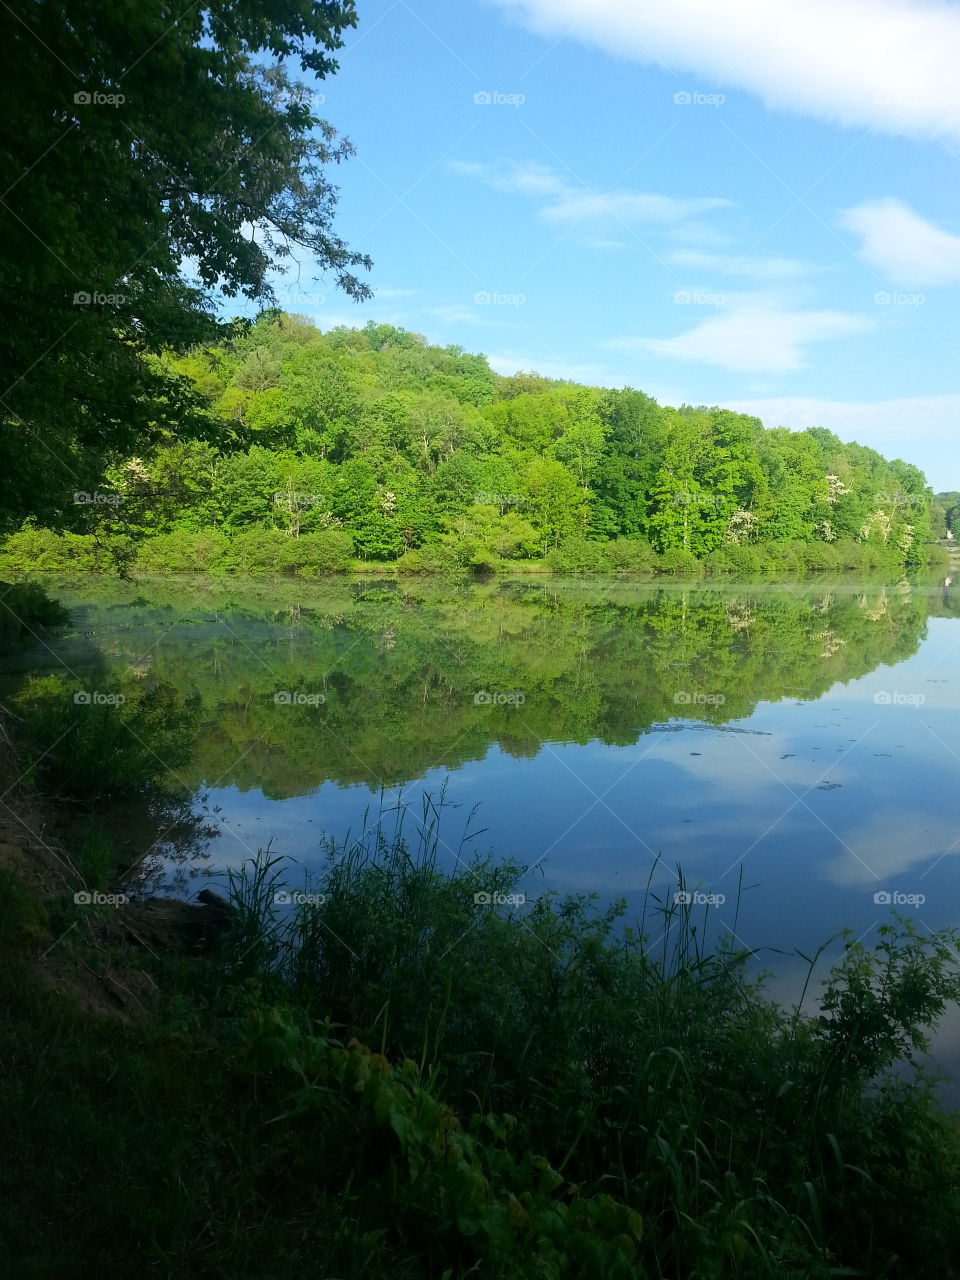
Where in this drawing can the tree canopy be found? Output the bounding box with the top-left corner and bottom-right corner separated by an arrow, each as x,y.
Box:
0,0 -> 370,531
6,312 -> 938,574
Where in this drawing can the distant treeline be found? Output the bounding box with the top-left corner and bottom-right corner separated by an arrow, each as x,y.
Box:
3,313 -> 942,574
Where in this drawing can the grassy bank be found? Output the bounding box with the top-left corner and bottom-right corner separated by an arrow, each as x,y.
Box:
0,525 -> 949,579
3,783 -> 960,1278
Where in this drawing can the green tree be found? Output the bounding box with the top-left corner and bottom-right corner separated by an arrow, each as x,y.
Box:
0,0 -> 371,531
520,458 -> 589,551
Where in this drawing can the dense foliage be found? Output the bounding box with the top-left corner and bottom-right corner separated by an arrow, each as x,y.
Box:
0,2 -> 369,532
4,313 -> 939,574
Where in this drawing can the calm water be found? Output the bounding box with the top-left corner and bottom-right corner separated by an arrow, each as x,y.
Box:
6,573 -> 960,1085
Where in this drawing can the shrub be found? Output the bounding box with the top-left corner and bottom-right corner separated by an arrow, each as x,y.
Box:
218,528 -> 299,575
135,529 -> 231,573
655,546 -> 701,575
0,528 -> 110,573
286,530 -> 355,574
720,544 -> 761,575
544,537 -> 612,575
395,544 -> 459,574
606,538 -> 657,573
801,542 -> 842,572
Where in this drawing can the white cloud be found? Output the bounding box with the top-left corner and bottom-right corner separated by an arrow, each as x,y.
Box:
375,287 -> 419,299
542,189 -> 727,225
819,808 -> 960,886
667,249 -> 813,281
486,351 -> 612,381
451,159 -> 728,226
494,0 -> 960,142
839,198 -> 960,286
581,236 -> 629,251
612,303 -> 871,373
429,303 -> 517,328
721,393 -> 960,440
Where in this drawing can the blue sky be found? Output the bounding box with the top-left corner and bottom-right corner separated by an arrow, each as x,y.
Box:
242,0 -> 960,488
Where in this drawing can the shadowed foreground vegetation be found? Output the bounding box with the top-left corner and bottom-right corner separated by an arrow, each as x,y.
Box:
3,786 -> 960,1278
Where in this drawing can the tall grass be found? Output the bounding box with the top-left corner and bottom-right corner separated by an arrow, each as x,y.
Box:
216,793 -> 960,1278
4,781 -> 960,1277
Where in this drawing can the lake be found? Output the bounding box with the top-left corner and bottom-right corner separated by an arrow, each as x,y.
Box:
5,573 -> 960,1084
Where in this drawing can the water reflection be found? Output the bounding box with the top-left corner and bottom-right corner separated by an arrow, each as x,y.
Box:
3,574 -> 959,973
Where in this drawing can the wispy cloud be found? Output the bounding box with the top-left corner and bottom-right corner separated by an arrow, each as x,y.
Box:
451,159 -> 729,226
611,299 -> 871,373
495,0 -> 960,142
839,198 -> 960,286
667,249 -> 814,281
721,393 -> 960,441
581,236 -> 630,251
485,350 -> 612,382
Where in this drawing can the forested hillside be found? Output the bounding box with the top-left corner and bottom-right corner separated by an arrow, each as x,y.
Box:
3,311 -> 939,576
